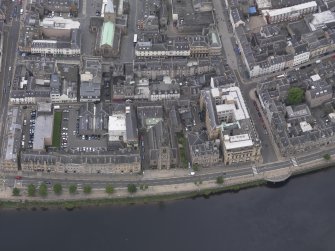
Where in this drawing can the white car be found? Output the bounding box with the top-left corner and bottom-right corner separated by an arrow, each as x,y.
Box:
291,158 -> 298,167
9,66 -> 11,71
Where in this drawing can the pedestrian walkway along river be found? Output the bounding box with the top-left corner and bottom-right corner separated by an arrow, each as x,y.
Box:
1,166 -> 335,251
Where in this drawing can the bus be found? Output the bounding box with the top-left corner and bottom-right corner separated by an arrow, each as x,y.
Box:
133,34 -> 138,44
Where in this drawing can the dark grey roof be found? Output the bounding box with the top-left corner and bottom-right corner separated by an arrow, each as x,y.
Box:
80,80 -> 101,98
78,103 -> 109,134
21,149 -> 140,165
137,105 -> 163,128
201,90 -> 216,129
188,131 -> 208,145
50,73 -> 60,95
271,0 -> 308,9
169,107 -> 182,132
306,80 -> 332,99
187,131 -> 219,157
230,7 -> 243,24
147,120 -> 177,162
126,106 -> 138,141
172,0 -> 214,32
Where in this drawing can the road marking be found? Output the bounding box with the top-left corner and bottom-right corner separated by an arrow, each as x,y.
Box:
82,0 -> 87,16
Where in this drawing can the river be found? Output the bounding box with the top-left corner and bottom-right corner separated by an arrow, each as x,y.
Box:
1,168 -> 335,251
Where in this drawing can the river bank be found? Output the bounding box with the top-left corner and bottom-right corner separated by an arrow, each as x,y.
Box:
1,158 -> 334,210
3,162 -> 335,251
0,179 -> 267,210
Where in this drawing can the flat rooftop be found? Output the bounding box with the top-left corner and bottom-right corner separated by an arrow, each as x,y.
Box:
41,17 -> 81,30
223,134 -> 254,150
33,115 -> 54,150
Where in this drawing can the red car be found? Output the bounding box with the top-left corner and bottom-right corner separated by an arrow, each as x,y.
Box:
15,176 -> 22,180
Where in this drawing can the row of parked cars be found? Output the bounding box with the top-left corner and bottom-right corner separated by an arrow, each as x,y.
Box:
27,110 -> 36,148
61,111 -> 69,148
81,135 -> 101,140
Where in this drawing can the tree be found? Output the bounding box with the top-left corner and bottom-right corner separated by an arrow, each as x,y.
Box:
53,183 -> 63,195
39,183 -> 48,197
127,184 -> 137,194
12,187 -> 20,196
287,87 -> 304,105
323,153 -> 331,161
105,184 -> 114,194
83,185 -> 92,194
216,176 -> 224,185
192,164 -> 200,171
27,184 -> 36,197
69,184 -> 77,195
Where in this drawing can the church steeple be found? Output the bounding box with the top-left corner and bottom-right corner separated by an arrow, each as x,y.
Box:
104,0 -> 115,22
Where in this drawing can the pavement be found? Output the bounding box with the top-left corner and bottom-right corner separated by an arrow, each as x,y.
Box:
119,0 -> 137,63
0,12 -> 20,158
1,151 -> 334,201
2,144 -> 334,192
248,88 -> 281,162
212,0 -> 238,70
1,0 -> 335,200
79,0 -> 99,56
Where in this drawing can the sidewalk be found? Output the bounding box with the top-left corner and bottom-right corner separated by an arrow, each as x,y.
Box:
1,157 -> 335,205
0,175 -> 258,203
249,88 -> 283,161
142,169 -> 190,180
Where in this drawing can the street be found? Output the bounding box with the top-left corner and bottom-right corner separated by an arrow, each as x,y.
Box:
4,144 -> 335,190
119,0 -> 137,63
212,0 -> 238,70
1,0 -> 335,195
0,16 -> 20,158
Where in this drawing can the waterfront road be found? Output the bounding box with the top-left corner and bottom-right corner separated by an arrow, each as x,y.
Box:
3,146 -> 334,189
6,167 -> 254,189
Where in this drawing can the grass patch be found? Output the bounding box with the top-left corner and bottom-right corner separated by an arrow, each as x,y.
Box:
0,180 -> 268,210
52,111 -> 62,147
2,163 -> 335,210
177,132 -> 188,168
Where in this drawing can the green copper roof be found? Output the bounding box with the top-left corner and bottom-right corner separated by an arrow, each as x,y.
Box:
100,21 -> 115,47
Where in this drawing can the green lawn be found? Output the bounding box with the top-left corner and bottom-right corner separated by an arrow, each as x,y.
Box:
52,112 -> 62,147
177,132 -> 188,168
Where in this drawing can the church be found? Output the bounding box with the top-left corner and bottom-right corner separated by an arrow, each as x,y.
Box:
95,0 -> 122,57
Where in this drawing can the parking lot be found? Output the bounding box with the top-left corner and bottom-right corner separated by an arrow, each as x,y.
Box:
21,108 -> 37,150
60,109 -> 69,149
65,109 -> 108,153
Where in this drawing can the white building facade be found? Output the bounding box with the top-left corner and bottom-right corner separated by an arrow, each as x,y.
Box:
31,40 -> 80,55
262,1 -> 317,24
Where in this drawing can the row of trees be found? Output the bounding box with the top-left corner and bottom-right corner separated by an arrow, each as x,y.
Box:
13,183 -> 142,197
13,175 -> 228,197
